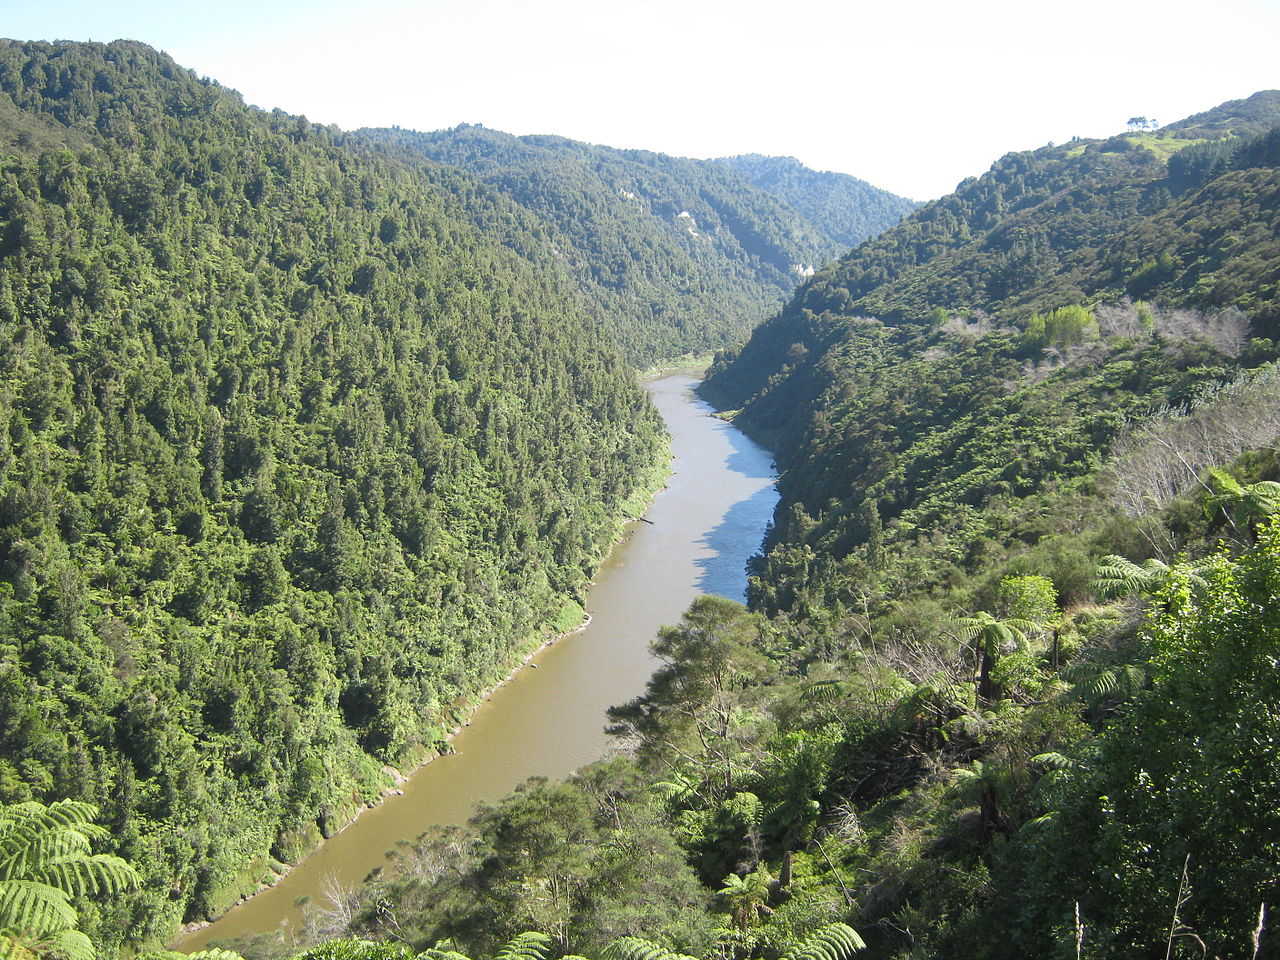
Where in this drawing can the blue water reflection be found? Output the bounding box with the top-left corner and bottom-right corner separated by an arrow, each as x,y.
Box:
691,402 -> 779,603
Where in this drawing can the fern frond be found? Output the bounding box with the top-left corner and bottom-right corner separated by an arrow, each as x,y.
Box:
1207,467 -> 1245,497
1092,555 -> 1153,598
137,949 -> 246,960
800,680 -> 846,704
1084,663 -> 1146,701
951,760 -> 987,784
1030,752 -> 1072,770
32,853 -> 139,898
1024,812 -> 1059,829
602,936 -> 699,960
0,801 -> 102,840
494,932 -> 552,960
0,879 -> 77,933
292,939 -> 412,960
33,928 -> 95,960
779,922 -> 866,960
417,949 -> 472,960
0,932 -> 38,960
0,830 -> 92,883
0,801 -> 108,883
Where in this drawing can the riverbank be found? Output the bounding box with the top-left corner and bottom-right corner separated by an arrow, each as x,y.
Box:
175,374 -> 775,950
172,605 -> 601,945
637,352 -> 713,380
175,416 -> 674,948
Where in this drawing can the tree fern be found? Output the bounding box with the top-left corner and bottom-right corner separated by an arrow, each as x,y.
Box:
0,799 -> 139,960
1092,555 -> 1208,599
493,932 -> 552,960
950,613 -> 1037,704
138,949 -> 247,960
290,939 -> 415,960
417,947 -> 474,960
1205,467 -> 1280,534
1063,660 -> 1148,706
778,922 -> 865,960
601,936 -> 700,960
717,865 -> 774,930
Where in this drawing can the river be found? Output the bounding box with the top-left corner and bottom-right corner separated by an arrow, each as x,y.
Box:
178,373 -> 778,950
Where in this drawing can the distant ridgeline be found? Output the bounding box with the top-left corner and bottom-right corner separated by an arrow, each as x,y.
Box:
0,38 -> 669,948
356,126 -> 917,366
711,153 -> 919,253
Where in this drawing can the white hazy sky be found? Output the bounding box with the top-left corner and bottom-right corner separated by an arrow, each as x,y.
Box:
5,0 -> 1279,199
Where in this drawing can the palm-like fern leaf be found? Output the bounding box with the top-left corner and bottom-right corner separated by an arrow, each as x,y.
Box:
1092,555 -> 1208,599
138,949 -> 246,960
949,615 -> 1037,653
0,799 -> 140,960
291,939 -> 413,960
32,853 -> 139,897
650,770 -> 700,805
493,932 -> 552,960
0,933 -> 35,960
1029,752 -> 1073,771
800,680 -> 846,704
0,879 -> 77,935
1063,661 -> 1148,703
417,949 -> 473,960
779,922 -> 866,960
601,936 -> 700,960
1092,555 -> 1164,598
0,927 -> 94,960
1205,468 -> 1280,528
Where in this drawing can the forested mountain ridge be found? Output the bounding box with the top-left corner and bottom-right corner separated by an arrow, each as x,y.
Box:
711,154 -> 919,252
10,33 -> 1280,960
0,37 -> 667,950
652,91 -> 1280,955
356,126 -> 915,366
314,92 -> 1280,960
705,90 -> 1280,440
698,87 -> 1280,652
316,94 -> 1280,960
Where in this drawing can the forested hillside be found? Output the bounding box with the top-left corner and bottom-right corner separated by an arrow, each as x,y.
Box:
312,94 -> 1280,960
8,30 -> 1280,960
357,126 -> 914,365
0,38 -> 667,951
712,155 -> 918,252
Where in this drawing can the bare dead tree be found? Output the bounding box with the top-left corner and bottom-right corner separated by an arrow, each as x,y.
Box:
1102,364 -> 1280,544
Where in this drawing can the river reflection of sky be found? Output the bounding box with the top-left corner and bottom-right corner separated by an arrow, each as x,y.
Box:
691,397 -> 779,602
696,485 -> 778,602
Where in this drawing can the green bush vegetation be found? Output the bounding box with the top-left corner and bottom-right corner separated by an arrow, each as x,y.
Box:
5,35 -> 1280,960
0,39 -> 667,950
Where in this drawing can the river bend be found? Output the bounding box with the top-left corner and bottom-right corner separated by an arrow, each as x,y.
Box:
180,373 -> 777,948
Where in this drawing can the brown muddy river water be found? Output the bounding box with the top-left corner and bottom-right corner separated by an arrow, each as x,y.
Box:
178,373 -> 778,950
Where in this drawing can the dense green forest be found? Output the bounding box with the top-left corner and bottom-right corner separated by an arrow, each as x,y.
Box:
0,38 -> 669,952
6,31 -> 1280,960
355,127 -> 915,366
279,94 -> 1280,960
711,156 -> 918,254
